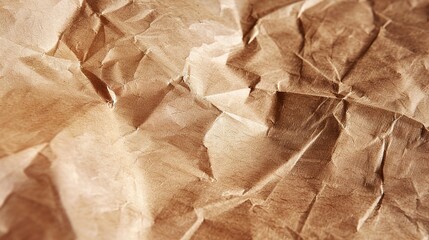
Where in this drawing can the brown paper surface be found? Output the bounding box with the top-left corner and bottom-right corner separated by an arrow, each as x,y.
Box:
1,0 -> 429,239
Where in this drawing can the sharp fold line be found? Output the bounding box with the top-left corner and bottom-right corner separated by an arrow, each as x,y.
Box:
180,208 -> 205,240
245,128 -> 325,195
297,191 -> 318,233
357,184 -> 384,231
294,52 -> 338,85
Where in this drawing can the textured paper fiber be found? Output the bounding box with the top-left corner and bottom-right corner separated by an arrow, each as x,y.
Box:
1,0 -> 429,239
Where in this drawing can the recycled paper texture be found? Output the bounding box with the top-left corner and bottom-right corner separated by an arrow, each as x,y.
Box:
1,0 -> 429,239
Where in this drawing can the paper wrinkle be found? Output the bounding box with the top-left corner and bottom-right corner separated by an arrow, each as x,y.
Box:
0,143 -> 48,207
0,142 -> 76,240
2,0 -> 429,239
356,184 -> 384,231
49,106 -> 152,240
245,127 -> 325,196
296,183 -> 325,234
236,1 -> 429,127
179,208 -> 205,240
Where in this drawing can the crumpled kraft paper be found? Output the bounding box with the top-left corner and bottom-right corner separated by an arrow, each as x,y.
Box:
0,0 -> 429,239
